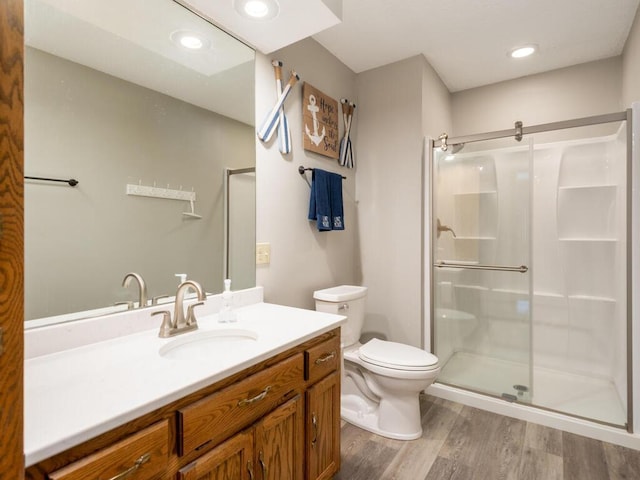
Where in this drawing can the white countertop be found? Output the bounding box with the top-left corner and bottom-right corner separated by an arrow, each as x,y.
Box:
24,301 -> 345,466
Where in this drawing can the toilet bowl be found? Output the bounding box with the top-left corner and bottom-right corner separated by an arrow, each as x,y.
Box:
314,285 -> 440,440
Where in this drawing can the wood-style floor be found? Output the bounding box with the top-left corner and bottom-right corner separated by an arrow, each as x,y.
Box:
335,394 -> 640,480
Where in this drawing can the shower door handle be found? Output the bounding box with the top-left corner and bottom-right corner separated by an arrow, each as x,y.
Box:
434,261 -> 528,273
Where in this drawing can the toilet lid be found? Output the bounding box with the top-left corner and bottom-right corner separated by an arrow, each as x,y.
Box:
359,338 -> 439,371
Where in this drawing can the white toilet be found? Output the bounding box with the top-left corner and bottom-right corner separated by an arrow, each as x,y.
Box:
314,285 -> 440,440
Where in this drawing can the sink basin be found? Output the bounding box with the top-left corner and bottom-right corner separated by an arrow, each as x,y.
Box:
159,328 -> 258,360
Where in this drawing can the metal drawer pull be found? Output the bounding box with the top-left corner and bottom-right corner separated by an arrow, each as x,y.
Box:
247,460 -> 255,480
311,413 -> 318,448
238,386 -> 271,406
311,412 -> 318,448
315,351 -> 336,365
259,451 -> 268,478
107,453 -> 151,480
434,261 -> 528,273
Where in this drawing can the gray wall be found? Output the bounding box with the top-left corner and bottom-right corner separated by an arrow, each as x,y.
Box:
354,55 -> 452,348
451,57 -> 623,137
254,48 -> 452,348
623,5 -> 640,107
255,38 -> 359,309
25,48 -> 254,320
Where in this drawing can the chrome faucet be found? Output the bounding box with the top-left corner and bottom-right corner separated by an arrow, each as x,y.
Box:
437,218 -> 457,239
122,272 -> 148,308
154,280 -> 206,338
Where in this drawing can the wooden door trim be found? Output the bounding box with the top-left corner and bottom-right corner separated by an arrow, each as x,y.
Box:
0,0 -> 25,478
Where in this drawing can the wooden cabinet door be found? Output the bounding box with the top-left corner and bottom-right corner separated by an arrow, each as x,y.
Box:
177,430 -> 255,480
306,372 -> 340,480
254,395 -> 304,480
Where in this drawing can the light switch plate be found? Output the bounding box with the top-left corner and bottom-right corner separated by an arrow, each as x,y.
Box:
256,243 -> 271,265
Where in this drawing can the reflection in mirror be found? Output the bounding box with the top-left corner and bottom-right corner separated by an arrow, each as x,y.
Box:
24,0 -> 256,325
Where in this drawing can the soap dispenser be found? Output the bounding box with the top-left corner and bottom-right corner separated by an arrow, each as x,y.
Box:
219,278 -> 237,323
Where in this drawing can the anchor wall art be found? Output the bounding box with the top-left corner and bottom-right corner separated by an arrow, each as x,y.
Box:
302,82 -> 339,159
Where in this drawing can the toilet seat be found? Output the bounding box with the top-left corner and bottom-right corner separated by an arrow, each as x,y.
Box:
358,338 -> 439,371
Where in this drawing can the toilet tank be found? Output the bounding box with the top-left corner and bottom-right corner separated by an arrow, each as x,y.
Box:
314,285 -> 367,347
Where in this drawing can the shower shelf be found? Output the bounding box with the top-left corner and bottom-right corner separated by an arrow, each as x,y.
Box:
453,190 -> 497,196
454,236 -> 497,240
557,184 -> 617,191
558,238 -> 617,242
492,288 -> 528,295
568,294 -> 616,303
533,291 -> 565,298
452,284 -> 489,292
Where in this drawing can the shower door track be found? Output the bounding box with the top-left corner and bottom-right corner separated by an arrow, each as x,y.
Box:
435,111 -> 629,148
428,108 -> 634,432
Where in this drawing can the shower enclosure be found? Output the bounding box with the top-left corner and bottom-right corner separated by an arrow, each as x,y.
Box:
430,111 -> 632,429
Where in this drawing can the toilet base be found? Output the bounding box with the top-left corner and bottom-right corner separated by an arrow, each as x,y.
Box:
340,391 -> 423,440
341,403 -> 422,440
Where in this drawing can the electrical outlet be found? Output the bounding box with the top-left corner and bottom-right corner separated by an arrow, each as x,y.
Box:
256,243 -> 271,265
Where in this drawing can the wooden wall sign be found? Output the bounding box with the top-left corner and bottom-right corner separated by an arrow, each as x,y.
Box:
302,82 -> 339,159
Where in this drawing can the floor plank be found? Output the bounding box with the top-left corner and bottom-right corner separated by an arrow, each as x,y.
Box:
334,438 -> 399,480
524,422 -> 563,456
379,438 -> 443,480
602,442 -> 640,480
378,395 -> 464,480
562,431 -> 611,480
517,447 -> 563,480
474,414 -> 526,480
424,456 -> 475,480
337,394 -> 640,480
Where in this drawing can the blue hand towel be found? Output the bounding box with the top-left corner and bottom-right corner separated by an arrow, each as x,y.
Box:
308,168 -> 344,231
329,171 -> 344,230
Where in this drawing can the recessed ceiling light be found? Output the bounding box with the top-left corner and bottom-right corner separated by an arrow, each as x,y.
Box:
510,45 -> 537,58
170,30 -> 210,50
180,35 -> 203,49
245,1 -> 269,17
234,0 -> 280,21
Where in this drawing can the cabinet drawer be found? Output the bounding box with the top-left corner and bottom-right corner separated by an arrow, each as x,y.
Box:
48,420 -> 169,480
305,334 -> 340,384
178,353 -> 304,457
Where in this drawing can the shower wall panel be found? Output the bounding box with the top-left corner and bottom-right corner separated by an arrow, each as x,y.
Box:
531,127 -> 627,408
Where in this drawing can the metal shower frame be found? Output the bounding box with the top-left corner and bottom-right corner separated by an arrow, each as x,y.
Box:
223,166 -> 256,281
428,109 -> 634,432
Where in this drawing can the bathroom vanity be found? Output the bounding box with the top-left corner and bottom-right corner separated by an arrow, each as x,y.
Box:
24,297 -> 344,480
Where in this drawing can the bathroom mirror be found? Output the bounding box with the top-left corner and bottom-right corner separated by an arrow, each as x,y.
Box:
24,0 -> 256,325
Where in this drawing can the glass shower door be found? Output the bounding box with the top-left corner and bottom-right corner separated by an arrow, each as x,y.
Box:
432,137 -> 533,403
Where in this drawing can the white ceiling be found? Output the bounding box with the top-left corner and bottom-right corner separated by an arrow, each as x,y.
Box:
312,0 -> 640,92
178,0 -> 342,53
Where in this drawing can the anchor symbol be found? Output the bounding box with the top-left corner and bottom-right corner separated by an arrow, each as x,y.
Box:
305,94 -> 326,146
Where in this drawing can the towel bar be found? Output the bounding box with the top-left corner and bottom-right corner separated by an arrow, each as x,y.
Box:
25,176 -> 78,186
434,261 -> 528,273
298,166 -> 346,179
